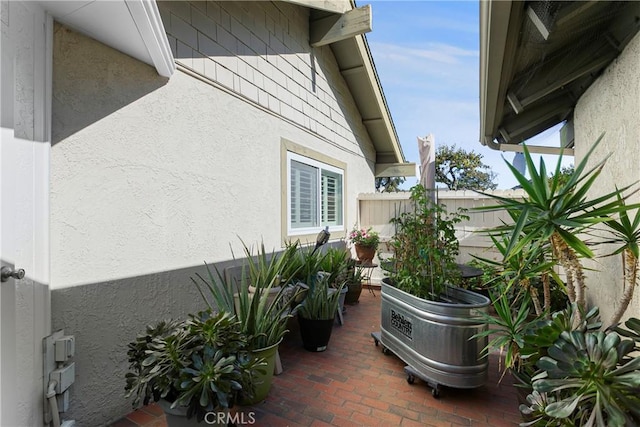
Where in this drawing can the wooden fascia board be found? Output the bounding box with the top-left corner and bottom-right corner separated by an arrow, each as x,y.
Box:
375,163 -> 417,178
352,35 -> 405,163
310,5 -> 372,47
284,0 -> 349,14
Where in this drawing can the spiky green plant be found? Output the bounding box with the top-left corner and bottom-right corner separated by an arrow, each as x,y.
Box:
478,134 -> 635,315
474,230 -> 560,317
600,195 -> 640,327
297,273 -> 344,320
192,240 -> 302,350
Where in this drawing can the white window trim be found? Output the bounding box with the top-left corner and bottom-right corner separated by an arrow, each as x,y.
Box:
286,151 -> 344,236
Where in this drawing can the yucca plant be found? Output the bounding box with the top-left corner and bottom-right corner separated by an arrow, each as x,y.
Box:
478,134 -> 635,317
600,195 -> 640,327
474,231 -> 560,317
473,291 -> 534,381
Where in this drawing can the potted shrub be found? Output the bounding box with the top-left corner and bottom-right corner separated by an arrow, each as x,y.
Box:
191,240 -> 302,404
296,273 -> 345,352
124,310 -> 264,426
378,184 -> 490,396
348,226 -> 380,263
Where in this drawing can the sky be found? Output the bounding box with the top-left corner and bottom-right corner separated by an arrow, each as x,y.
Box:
362,0 -> 572,190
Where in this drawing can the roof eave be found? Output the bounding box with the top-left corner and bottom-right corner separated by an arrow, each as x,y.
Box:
479,0 -> 523,150
293,0 -> 408,167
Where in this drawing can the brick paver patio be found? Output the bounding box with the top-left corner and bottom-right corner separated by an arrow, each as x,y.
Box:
110,287 -> 521,426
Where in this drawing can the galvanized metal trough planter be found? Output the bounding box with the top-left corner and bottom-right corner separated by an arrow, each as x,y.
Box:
372,278 -> 490,397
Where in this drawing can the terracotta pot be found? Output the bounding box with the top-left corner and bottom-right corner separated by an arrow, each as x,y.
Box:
355,244 -> 376,263
345,281 -> 363,304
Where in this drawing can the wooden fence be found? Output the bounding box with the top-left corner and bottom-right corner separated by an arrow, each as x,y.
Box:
356,189 -> 525,282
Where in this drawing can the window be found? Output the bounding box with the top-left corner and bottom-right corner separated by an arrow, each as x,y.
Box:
287,152 -> 343,235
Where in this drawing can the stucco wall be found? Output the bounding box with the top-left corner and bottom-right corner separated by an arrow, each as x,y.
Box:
50,2 -> 376,425
573,31 -> 640,326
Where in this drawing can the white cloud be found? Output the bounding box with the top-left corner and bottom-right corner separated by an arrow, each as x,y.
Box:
370,41 -> 477,65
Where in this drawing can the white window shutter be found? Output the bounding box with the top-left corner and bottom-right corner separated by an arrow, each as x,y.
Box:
321,170 -> 343,226
290,160 -> 318,229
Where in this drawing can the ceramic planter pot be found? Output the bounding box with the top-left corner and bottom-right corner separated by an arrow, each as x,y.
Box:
240,340 -> 281,405
344,281 -> 363,304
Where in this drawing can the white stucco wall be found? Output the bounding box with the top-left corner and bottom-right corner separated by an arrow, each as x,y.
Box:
573,31 -> 640,326
50,2 -> 377,425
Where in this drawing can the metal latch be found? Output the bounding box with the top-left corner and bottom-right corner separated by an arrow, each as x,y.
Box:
1,266 -> 25,282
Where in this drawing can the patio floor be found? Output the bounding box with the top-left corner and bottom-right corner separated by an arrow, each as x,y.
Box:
109,287 -> 522,427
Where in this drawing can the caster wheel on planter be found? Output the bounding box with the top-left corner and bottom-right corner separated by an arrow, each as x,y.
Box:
432,387 -> 440,398
382,347 -> 391,355
407,374 -> 415,385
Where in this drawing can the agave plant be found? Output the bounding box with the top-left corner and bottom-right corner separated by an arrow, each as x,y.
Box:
478,134 -> 635,317
297,273 -> 344,320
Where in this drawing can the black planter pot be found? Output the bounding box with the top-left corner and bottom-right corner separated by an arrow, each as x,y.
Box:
297,316 -> 334,352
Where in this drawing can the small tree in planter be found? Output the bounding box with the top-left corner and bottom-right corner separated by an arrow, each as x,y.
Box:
377,184 -> 489,396
385,184 -> 468,300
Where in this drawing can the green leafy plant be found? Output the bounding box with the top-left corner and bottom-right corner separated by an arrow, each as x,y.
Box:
297,273 -> 344,320
318,246 -> 351,288
474,230 -> 562,317
124,310 -> 265,421
474,292 -> 534,380
385,184 -> 468,300
191,240 -> 302,350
